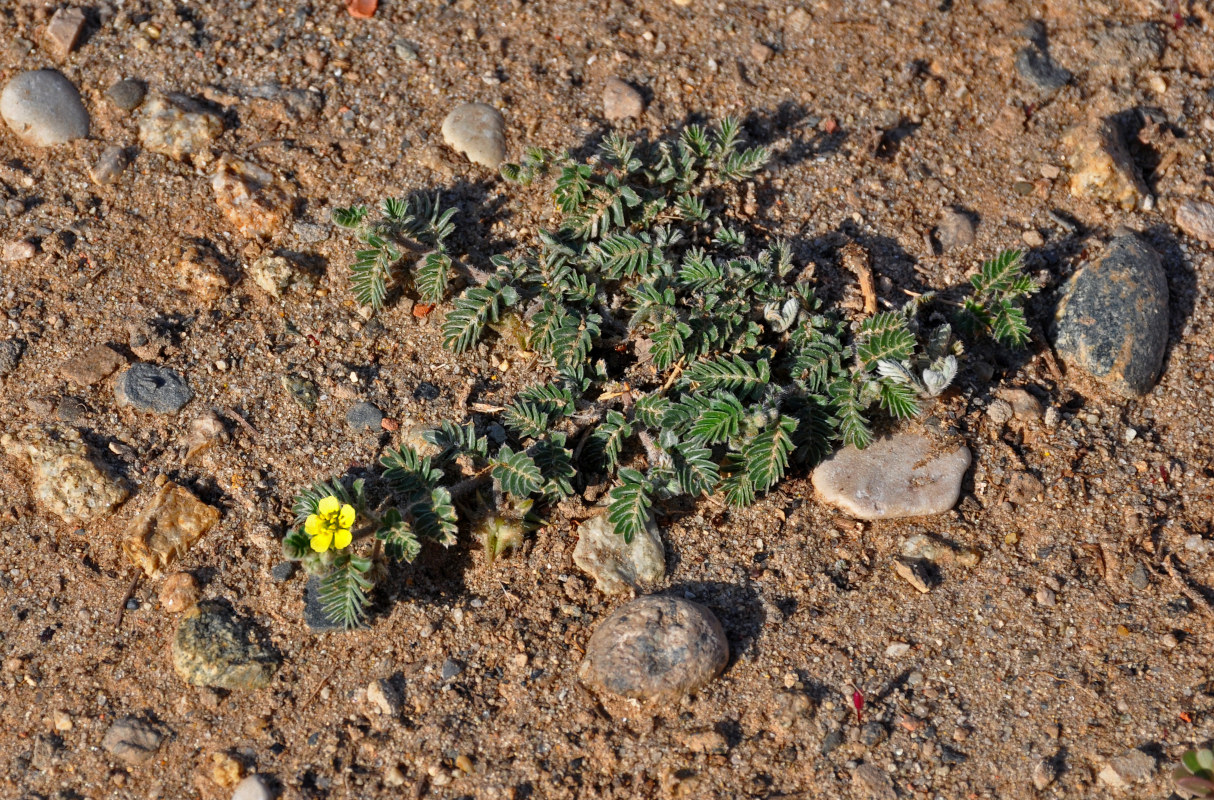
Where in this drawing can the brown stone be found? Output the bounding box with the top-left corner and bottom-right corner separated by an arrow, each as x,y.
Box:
159,571 -> 201,613
1,425 -> 128,525
211,155 -> 294,238
1063,117 -> 1148,210
45,8 -> 86,59
122,482 -> 220,577
60,345 -> 126,386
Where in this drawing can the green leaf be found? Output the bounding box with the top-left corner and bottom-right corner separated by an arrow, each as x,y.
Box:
533,433 -> 576,501
877,379 -> 920,420
633,394 -> 671,429
502,401 -> 551,440
990,299 -> 1031,347
350,248 -> 391,310
380,446 -> 441,504
292,478 -> 356,524
319,554 -> 374,630
829,377 -> 873,450
282,527 -> 311,560
650,320 -> 691,370
688,392 -> 745,444
744,415 -> 797,493
332,206 -> 368,228
685,354 -> 770,396
423,421 -> 488,462
492,446 -> 544,497
719,454 -> 755,507
415,249 -> 452,303
594,233 -> 653,278
607,468 -> 652,543
673,441 -> 720,496
442,277 -> 514,353
971,249 -> 1026,296
410,487 -> 458,547
588,410 -> 632,471
856,320 -> 916,369
376,508 -> 422,562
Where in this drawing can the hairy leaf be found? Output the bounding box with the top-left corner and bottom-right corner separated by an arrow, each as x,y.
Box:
492,446 -> 544,498
608,468 -> 652,543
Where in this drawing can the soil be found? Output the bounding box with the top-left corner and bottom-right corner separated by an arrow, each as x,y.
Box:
2,1 -> 1214,799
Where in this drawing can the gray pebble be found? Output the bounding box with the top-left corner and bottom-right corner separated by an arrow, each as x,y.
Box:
0,70 -> 90,147
0,338 -> 25,377
105,78 -> 147,112
1053,232 -> 1169,396
936,209 -> 974,251
346,401 -> 384,431
304,575 -> 349,632
1129,562 -> 1149,591
269,562 -> 297,582
56,396 -> 88,424
90,145 -> 129,186
441,102 -> 506,168
860,721 -> 887,746
1091,22 -> 1164,74
1175,200 -> 1214,245
292,220 -> 329,243
441,658 -> 463,680
101,717 -> 164,765
907,670 -> 924,687
578,595 -> 729,700
414,382 -> 440,401
115,363 -> 194,414
603,77 -> 645,122
172,601 -> 280,689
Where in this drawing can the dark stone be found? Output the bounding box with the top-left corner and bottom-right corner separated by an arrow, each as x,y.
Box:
303,575 -> 346,632
0,338 -> 24,376
115,363 -> 193,413
821,728 -> 845,755
172,601 -> 280,689
106,79 -> 147,111
270,561 -> 297,582
578,595 -> 729,700
413,382 -> 441,401
283,374 -> 318,411
1053,233 -> 1169,396
345,401 -> 383,431
1091,22 -> 1164,74
1129,562 -> 1150,591
861,721 -> 888,746
56,396 -> 88,424
1014,21 -> 1071,93
441,658 -> 463,680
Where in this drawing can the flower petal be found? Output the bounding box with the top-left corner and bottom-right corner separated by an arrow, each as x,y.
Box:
338,504 -> 356,529
334,526 -> 352,550
318,496 -> 341,517
304,514 -> 321,537
310,530 -> 333,553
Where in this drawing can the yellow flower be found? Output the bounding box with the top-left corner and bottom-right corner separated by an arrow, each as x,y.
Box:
304,496 -> 355,552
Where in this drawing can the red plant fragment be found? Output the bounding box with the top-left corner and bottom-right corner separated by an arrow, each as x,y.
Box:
413,302 -> 436,318
852,688 -> 864,723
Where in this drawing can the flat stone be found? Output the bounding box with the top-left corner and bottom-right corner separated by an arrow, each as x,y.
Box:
138,94 -> 223,166
573,511 -> 665,595
578,595 -> 728,700
269,561 -> 296,582
231,775 -> 273,800
122,482 -> 220,577
936,209 -> 975,251
172,601 -> 280,690
0,337 -> 26,376
1014,22 -> 1071,93
1,424 -> 128,525
603,78 -> 645,121
1,70 -> 90,147
45,7 -> 86,59
55,395 -> 87,423
1053,232 -> 1169,396
1129,562 -> 1149,591
1098,749 -> 1156,790
115,363 -> 193,413
441,102 -> 506,168
304,575 -> 346,631
1063,117 -> 1148,210
212,155 -> 294,239
90,145 -> 129,186
346,402 -> 384,431
811,433 -> 971,520
60,345 -> 126,386
1176,200 -> 1214,245
105,79 -> 146,111
994,387 -> 1043,420
852,763 -> 896,800
101,717 -> 163,765
1091,22 -> 1164,75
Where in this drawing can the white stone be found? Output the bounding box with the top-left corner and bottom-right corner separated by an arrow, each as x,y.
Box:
231,775 -> 272,800
441,102 -> 506,168
811,433 -> 971,520
366,678 -> 402,717
1097,750 -> 1155,790
0,70 -> 89,147
573,511 -> 665,595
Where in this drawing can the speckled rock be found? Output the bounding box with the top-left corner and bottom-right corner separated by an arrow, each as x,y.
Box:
852,763 -> 896,800
346,401 -> 384,431
1,424 -> 128,525
115,363 -> 193,413
573,511 -> 665,595
603,78 -> 645,121
578,595 -> 728,700
1176,199 -> 1214,245
1053,233 -> 1168,396
1091,22 -> 1164,75
249,254 -> 313,297
1062,117 -> 1148,211
0,70 -> 89,147
101,717 -> 163,765
177,244 -> 230,302
159,571 -> 201,613
59,345 -> 126,386
1098,749 -> 1156,790
105,78 -> 146,111
441,102 -> 506,168
122,482 -> 220,577
172,601 -> 280,690
138,94 -> 223,166
811,433 -> 971,519
0,338 -> 24,377
936,209 -> 974,251
212,154 -> 295,238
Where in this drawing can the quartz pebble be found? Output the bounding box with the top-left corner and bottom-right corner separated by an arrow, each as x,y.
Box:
1053,232 -> 1168,396
573,511 -> 665,595
1175,200 -> 1214,245
0,70 -> 90,147
116,363 -> 194,413
122,482 -> 220,577
811,432 -> 971,519
441,102 -> 507,168
602,77 -> 645,121
1,424 -> 128,525
1063,117 -> 1147,210
138,94 -> 223,166
212,155 -> 294,238
1098,749 -> 1156,790
579,595 -> 728,700
177,244 -> 231,302
366,678 -> 402,716
231,774 -> 273,800
2,241 -> 36,261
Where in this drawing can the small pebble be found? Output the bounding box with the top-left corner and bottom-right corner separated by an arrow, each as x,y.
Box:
602,77 -> 645,122
1175,200 -> 1214,245
441,102 -> 506,168
231,774 -> 273,800
441,658 -> 463,680
1022,229 -> 1045,247
159,572 -> 200,613
936,209 -> 975,251
346,402 -> 384,431
1129,562 -> 1149,591
106,78 -> 147,111
2,241 -> 36,261
269,562 -> 296,582
384,766 -> 406,787
115,363 -> 194,414
1162,633 -> 1179,649
44,7 -> 87,58
0,69 -> 90,147
1035,587 -> 1056,606
90,145 -> 129,185
985,399 -> 1014,426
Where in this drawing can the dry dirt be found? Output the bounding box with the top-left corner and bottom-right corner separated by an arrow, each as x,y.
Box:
2,1 -> 1214,799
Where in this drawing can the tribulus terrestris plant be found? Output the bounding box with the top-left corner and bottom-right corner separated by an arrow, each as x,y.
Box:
1174,747 -> 1214,797
291,117 -> 1038,627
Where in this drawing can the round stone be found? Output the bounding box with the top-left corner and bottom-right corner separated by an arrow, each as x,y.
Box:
345,401 -> 384,431
1053,231 -> 1168,396
578,595 -> 729,700
602,77 -> 645,122
231,774 -> 272,800
811,432 -> 971,520
1,70 -> 90,147
441,102 -> 506,168
115,363 -> 193,414
105,79 -> 147,111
